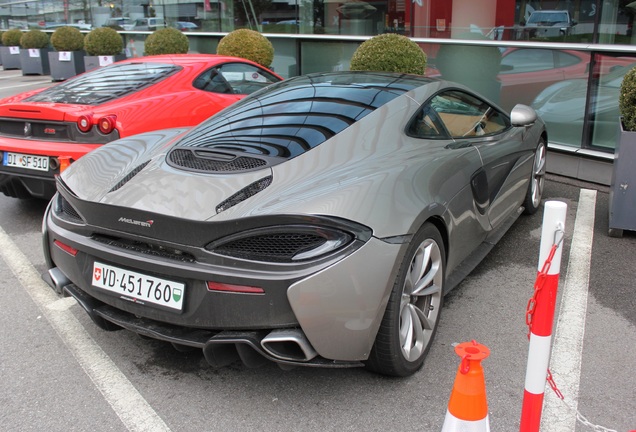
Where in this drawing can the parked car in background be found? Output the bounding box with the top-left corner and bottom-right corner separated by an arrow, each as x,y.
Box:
132,17 -> 166,31
0,54 -> 282,199
497,48 -> 633,111
44,22 -> 93,31
532,62 -> 636,149
43,71 -> 546,377
523,9 -> 577,38
103,17 -> 135,30
172,21 -> 199,31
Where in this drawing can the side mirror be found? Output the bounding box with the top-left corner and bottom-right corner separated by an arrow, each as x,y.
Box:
510,104 -> 537,127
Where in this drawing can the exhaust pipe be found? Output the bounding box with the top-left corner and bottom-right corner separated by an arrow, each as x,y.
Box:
48,267 -> 71,295
261,329 -> 317,362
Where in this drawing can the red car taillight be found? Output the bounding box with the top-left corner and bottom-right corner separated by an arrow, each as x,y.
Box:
77,114 -> 92,132
54,239 -> 78,256
98,115 -> 117,134
206,281 -> 264,294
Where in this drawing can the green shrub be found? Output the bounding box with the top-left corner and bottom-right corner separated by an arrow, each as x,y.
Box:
620,66 -> 636,131
84,27 -> 123,56
144,27 -> 189,55
217,29 -> 274,68
20,29 -> 50,49
2,28 -> 23,47
50,26 -> 85,51
350,33 -> 427,75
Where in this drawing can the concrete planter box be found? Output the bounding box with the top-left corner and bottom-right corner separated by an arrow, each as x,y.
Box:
1,46 -> 22,70
84,54 -> 126,72
48,51 -> 86,81
20,48 -> 51,75
608,119 -> 636,237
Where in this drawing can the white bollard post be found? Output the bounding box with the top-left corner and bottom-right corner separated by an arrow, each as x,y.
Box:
520,200 -> 567,432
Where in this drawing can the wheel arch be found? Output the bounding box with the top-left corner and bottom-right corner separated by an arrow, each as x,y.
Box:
426,215 -> 449,265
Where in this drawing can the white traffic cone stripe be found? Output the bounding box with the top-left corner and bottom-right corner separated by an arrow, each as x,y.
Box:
441,410 -> 491,432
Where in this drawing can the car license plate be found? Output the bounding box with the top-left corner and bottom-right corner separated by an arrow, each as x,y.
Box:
2,151 -> 49,172
92,262 -> 185,311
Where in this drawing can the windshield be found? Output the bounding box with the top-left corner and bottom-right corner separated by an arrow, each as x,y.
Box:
527,12 -> 569,24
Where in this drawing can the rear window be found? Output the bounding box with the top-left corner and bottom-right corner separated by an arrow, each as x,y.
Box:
176,72 -> 428,159
25,62 -> 180,105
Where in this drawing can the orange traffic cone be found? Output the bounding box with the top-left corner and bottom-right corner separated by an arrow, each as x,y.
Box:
441,340 -> 491,432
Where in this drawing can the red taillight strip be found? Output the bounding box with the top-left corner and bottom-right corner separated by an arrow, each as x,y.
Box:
54,239 -> 78,256
206,281 -> 264,294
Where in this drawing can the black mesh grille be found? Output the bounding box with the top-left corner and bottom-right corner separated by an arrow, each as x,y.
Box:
216,176 -> 272,213
214,233 -> 328,262
169,149 -> 267,172
109,161 -> 150,193
92,235 -> 196,263
57,195 -> 84,223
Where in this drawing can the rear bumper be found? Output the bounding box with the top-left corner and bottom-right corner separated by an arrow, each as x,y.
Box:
44,200 -> 405,363
0,137 -> 101,160
53,280 -> 365,369
0,139 -> 101,198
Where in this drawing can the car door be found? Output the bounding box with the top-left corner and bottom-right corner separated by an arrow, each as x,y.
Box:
408,91 -> 489,269
428,89 -> 532,230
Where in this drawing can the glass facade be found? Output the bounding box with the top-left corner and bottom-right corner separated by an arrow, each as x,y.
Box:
2,0 -> 635,41
1,0 -> 636,155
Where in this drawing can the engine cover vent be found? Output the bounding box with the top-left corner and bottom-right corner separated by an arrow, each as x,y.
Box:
168,149 -> 267,173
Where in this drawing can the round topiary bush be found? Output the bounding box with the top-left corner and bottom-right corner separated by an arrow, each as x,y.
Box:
619,66 -> 636,131
350,33 -> 427,75
144,27 -> 189,55
217,29 -> 274,68
20,29 -> 50,49
2,28 -> 23,47
84,27 -> 123,56
50,26 -> 85,52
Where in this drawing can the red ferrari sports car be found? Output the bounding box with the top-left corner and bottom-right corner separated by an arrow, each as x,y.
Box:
0,54 -> 282,199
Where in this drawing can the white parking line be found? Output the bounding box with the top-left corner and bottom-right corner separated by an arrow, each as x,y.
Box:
541,188 -> 597,431
0,80 -> 51,89
0,226 -> 172,432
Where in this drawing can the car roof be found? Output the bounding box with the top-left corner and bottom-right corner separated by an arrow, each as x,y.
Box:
24,55 -> 265,105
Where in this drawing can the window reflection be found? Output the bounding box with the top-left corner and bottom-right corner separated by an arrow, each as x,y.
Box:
531,55 -> 636,150
2,0 -> 634,42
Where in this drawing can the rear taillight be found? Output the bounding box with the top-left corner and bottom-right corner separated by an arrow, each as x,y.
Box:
54,239 -> 78,256
206,281 -> 264,294
77,115 -> 92,132
98,115 -> 117,134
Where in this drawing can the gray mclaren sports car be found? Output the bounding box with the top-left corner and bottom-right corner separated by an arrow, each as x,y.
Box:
43,71 -> 546,377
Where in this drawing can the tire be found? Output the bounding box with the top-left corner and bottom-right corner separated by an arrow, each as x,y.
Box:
523,137 -> 547,215
366,223 -> 445,377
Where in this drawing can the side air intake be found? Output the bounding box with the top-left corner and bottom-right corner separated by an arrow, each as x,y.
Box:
109,161 -> 150,192
215,175 -> 272,213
